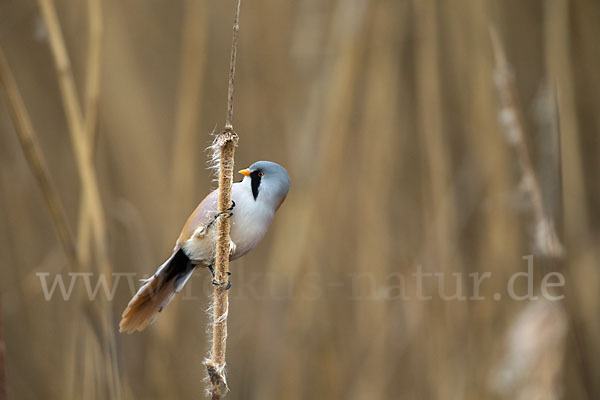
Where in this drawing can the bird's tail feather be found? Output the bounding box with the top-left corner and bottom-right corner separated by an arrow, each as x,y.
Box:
119,248 -> 196,334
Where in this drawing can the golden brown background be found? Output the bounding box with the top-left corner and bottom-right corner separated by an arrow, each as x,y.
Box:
1,0 -> 599,399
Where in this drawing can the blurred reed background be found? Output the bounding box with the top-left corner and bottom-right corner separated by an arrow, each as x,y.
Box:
0,0 -> 599,399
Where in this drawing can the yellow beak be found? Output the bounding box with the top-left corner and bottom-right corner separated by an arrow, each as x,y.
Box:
239,169 -> 251,177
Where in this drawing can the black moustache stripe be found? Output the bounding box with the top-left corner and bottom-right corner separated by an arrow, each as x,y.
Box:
250,170 -> 261,200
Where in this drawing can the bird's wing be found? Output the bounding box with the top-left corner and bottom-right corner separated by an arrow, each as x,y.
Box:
176,189 -> 219,246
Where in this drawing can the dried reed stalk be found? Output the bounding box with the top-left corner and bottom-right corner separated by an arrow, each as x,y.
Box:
0,301 -> 5,400
0,42 -> 111,398
77,0 -> 104,267
169,0 -> 208,228
36,1 -> 121,397
67,3 -> 103,395
490,26 -> 564,259
489,26 -> 577,400
542,4 -> 598,397
204,0 -> 241,398
0,47 -> 79,272
36,0 -> 111,275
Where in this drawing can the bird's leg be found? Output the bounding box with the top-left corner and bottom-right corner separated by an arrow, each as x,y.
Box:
208,202 -> 235,290
208,264 -> 231,288
210,266 -> 232,290
206,264 -> 215,278
215,200 -> 236,219
195,203 -> 234,238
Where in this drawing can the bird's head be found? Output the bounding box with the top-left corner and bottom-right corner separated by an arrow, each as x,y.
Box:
239,161 -> 290,209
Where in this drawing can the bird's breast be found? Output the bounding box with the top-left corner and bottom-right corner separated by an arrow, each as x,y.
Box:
180,183 -> 274,264
229,188 -> 274,260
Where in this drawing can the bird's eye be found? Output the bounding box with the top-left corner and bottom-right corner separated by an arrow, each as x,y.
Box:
258,171 -> 264,177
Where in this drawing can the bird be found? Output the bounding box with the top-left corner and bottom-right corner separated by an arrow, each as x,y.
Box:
119,161 -> 290,333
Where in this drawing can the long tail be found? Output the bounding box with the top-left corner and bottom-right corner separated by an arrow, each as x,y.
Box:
119,248 -> 196,333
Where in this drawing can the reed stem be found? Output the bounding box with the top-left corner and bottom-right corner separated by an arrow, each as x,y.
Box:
204,0 -> 241,398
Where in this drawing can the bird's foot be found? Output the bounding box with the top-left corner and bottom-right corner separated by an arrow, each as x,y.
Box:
217,201 -> 235,218
208,265 -> 232,289
227,200 -> 235,211
212,278 -> 232,290
215,210 -> 233,220
197,207 -> 234,238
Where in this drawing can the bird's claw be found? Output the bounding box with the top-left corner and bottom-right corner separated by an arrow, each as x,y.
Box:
227,200 -> 235,211
217,201 -> 235,218
208,265 -> 232,289
204,203 -> 234,231
217,211 -> 233,219
212,279 -> 232,290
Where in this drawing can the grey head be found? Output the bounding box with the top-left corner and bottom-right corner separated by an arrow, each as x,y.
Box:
240,161 -> 290,210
